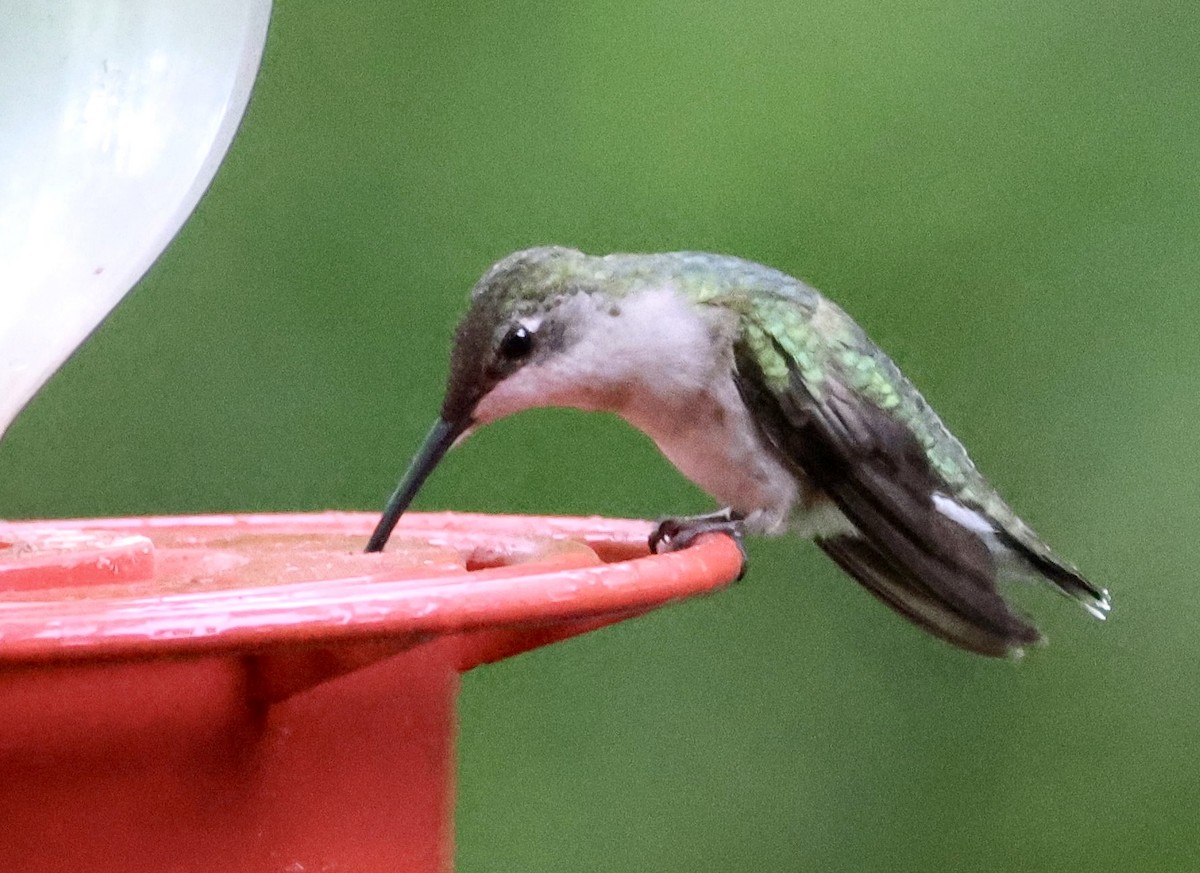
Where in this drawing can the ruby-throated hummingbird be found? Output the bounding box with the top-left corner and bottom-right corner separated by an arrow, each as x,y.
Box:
366,247 -> 1109,656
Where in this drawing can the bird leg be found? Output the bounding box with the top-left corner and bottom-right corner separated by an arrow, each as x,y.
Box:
649,508 -> 748,577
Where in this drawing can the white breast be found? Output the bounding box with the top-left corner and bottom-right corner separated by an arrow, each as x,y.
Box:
626,371 -> 802,533
567,287 -> 801,533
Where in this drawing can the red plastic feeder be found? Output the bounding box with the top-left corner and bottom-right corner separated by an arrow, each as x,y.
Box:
0,511 -> 742,872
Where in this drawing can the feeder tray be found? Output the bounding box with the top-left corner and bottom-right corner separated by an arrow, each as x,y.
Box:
0,511 -> 742,873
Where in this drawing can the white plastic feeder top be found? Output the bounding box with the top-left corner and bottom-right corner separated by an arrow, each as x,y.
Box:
0,0 -> 272,440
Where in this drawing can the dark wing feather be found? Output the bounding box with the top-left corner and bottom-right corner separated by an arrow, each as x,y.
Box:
732,340 -> 1040,656
820,535 -> 1024,657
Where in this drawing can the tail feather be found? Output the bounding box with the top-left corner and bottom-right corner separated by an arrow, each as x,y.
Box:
935,493 -> 1111,622
999,532 -> 1111,621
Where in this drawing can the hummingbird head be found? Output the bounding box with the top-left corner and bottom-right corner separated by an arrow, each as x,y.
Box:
366,246 -> 646,550
366,246 -> 733,551
439,246 -> 587,428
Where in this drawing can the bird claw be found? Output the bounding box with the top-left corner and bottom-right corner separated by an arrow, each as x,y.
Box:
648,510 -> 749,580
647,517 -> 692,553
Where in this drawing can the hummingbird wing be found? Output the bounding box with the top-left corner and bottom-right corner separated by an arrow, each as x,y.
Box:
732,335 -> 1041,657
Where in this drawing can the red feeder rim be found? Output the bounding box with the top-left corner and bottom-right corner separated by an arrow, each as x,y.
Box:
0,511 -> 744,673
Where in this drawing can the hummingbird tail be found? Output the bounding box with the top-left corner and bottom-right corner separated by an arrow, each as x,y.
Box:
999,534 -> 1112,621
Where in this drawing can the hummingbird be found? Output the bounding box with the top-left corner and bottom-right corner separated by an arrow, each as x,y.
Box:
366,247 -> 1109,657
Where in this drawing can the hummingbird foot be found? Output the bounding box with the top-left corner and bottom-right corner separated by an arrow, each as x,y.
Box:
649,508 -> 748,579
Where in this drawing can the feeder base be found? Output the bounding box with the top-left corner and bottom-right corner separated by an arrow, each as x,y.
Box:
0,639 -> 457,873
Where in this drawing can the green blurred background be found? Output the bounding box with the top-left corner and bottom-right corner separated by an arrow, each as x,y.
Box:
3,1 -> 1199,869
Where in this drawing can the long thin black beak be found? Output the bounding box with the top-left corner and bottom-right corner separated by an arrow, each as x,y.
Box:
365,417 -> 469,552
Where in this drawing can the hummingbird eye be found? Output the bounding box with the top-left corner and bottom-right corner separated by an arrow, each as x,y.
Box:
497,324 -> 534,361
